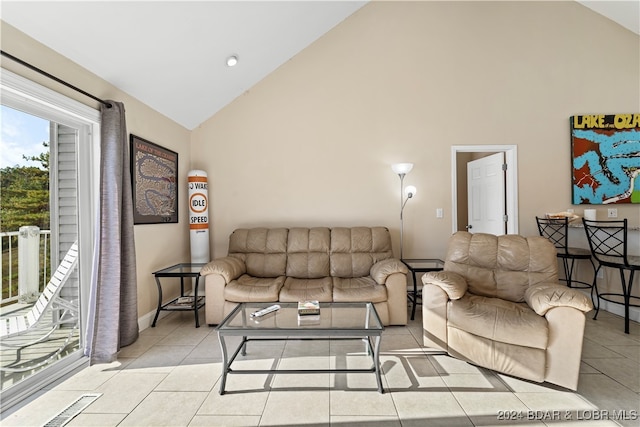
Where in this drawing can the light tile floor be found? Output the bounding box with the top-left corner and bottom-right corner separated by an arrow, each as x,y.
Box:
1,307 -> 638,427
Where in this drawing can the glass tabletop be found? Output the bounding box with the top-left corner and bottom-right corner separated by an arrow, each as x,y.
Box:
401,259 -> 444,270
217,302 -> 383,333
153,262 -> 206,276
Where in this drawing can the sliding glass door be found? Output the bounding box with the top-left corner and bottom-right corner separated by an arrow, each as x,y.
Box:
0,69 -> 99,411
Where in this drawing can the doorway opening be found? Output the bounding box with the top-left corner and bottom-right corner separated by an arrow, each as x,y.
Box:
451,145 -> 519,235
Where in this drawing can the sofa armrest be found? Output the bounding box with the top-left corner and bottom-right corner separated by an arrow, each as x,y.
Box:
201,256 -> 246,283
524,283 -> 593,316
422,271 -> 468,300
370,258 -> 408,285
422,283 -> 450,351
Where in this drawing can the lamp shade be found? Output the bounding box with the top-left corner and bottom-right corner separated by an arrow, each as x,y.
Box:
405,185 -> 417,197
391,163 -> 413,175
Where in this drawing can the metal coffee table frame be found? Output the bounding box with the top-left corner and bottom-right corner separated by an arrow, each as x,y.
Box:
215,302 -> 384,394
151,263 -> 206,328
401,258 -> 444,320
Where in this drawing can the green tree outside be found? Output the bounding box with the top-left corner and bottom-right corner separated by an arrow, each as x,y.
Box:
1,142 -> 51,303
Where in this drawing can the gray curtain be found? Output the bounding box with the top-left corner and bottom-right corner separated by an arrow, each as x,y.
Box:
85,101 -> 138,364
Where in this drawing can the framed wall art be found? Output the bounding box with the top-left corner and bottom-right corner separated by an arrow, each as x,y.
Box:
571,114 -> 640,204
130,134 -> 179,224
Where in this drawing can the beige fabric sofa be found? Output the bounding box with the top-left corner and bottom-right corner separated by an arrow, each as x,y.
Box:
202,227 -> 409,326
422,231 -> 593,390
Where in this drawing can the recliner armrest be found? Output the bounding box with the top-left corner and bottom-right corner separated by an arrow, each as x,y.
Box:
370,258 -> 408,284
422,271 -> 468,300
524,283 -> 593,316
200,256 -> 246,283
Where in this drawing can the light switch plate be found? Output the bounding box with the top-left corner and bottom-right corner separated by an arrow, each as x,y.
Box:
607,208 -> 618,218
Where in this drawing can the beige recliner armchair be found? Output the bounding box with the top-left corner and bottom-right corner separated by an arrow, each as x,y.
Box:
422,231 -> 593,390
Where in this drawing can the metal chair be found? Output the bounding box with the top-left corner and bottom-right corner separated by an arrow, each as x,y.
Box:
536,216 -> 597,307
582,219 -> 640,334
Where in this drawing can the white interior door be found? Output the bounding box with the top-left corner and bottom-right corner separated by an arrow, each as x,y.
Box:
467,152 -> 506,235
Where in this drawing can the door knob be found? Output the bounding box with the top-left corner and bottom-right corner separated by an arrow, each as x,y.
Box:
466,225 -> 472,229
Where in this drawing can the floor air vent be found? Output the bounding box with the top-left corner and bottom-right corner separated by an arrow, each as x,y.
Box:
42,393 -> 102,427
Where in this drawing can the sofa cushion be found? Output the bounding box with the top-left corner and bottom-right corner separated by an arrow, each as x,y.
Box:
286,228 -> 330,278
448,294 -> 548,350
447,327 -> 546,383
224,274 -> 285,302
228,228 -> 288,277
445,232 -> 558,302
279,277 -> 333,302
330,227 -> 393,278
333,277 -> 387,303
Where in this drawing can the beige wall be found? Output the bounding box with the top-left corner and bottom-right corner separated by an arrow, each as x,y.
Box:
2,1 -> 639,322
1,22 -> 192,318
192,1 -> 640,261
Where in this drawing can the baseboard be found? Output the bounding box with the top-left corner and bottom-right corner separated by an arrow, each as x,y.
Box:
577,288 -> 640,323
138,308 -> 172,332
597,299 -> 640,323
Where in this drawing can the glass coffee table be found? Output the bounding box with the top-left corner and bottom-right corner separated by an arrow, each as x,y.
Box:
215,302 -> 384,394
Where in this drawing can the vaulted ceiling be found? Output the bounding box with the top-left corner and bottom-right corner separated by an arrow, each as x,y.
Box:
1,1 -> 637,130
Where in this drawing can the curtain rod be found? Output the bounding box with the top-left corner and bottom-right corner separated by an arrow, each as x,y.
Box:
1,50 -> 112,108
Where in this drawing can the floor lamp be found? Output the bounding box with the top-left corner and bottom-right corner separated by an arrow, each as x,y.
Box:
391,163 -> 417,259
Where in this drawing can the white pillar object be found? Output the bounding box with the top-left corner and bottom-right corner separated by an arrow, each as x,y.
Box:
188,170 -> 210,264
18,225 -> 40,303
584,209 -> 597,221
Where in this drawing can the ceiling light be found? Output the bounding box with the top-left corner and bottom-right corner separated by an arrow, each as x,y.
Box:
226,55 -> 238,67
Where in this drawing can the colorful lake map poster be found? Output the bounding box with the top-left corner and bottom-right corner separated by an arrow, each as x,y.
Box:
571,114 -> 640,205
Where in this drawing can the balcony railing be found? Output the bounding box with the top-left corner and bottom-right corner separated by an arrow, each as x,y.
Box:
1,228 -> 51,306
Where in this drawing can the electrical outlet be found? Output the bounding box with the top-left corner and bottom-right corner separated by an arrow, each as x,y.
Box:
607,208 -> 618,218
436,208 -> 443,218
567,208 -> 574,214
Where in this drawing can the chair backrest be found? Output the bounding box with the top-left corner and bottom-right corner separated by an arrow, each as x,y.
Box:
443,231 -> 558,303
1,241 -> 79,338
582,218 -> 630,267
536,216 -> 569,254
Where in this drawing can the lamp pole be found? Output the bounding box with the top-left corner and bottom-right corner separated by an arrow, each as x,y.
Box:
392,163 -> 415,260
399,172 -> 406,259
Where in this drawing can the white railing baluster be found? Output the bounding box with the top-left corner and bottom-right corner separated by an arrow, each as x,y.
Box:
42,233 -> 48,291
1,228 -> 52,306
18,226 -> 40,303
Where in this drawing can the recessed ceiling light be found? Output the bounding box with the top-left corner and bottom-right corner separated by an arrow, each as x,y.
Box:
226,55 -> 238,67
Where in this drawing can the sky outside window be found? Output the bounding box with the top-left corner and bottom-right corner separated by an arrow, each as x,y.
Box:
0,105 -> 50,169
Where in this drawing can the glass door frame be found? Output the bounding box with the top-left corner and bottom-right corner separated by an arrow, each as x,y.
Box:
0,68 -> 100,412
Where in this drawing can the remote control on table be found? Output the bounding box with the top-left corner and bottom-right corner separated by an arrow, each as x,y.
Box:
250,304 -> 281,318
